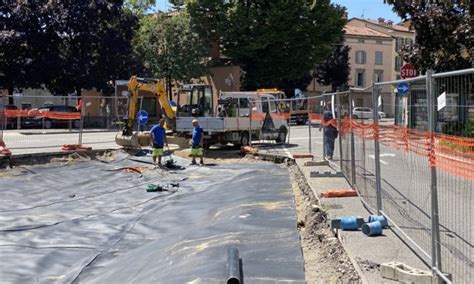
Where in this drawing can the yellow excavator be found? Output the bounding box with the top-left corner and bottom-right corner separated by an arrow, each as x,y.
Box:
115,76 -> 175,148
115,76 -> 214,149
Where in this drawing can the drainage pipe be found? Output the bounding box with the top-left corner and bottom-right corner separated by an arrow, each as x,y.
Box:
227,247 -> 240,284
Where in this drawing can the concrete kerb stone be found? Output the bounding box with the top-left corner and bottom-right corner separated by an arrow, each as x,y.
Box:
380,262 -> 450,284
304,160 -> 329,166
247,150 -> 295,165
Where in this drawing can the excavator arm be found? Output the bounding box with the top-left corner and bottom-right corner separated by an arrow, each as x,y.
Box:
116,76 -> 177,148
128,76 -> 175,123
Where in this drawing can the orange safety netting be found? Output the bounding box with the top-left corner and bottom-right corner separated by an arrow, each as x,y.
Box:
270,112 -> 291,120
309,113 -> 322,123
4,109 -> 80,120
348,121 -> 474,180
250,112 -> 265,121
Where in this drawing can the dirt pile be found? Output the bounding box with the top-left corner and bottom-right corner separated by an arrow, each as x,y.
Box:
289,165 -> 361,284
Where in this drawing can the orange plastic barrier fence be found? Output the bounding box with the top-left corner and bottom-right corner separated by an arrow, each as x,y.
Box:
60,144 -> 92,152
348,121 -> 474,180
4,109 -> 80,120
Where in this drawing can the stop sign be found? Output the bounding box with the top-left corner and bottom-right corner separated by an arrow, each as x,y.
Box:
400,63 -> 417,79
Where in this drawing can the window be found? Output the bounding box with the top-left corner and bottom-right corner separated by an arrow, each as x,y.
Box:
239,98 -> 248,108
355,69 -> 365,87
355,51 -> 366,64
375,51 -> 383,65
396,37 -> 404,52
395,56 -> 403,72
269,99 -> 278,113
358,39 -> 365,43
376,40 -> 383,44
374,70 -> 384,83
261,97 -> 269,113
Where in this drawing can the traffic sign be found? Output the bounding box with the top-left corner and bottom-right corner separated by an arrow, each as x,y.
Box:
137,110 -> 148,126
400,63 -> 417,79
396,82 -> 410,95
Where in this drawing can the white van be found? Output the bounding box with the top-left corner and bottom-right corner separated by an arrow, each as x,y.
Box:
175,91 -> 289,147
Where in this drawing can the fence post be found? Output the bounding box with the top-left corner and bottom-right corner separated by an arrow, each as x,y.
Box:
249,99 -> 253,147
426,69 -> 442,272
78,97 -> 85,145
0,95 -> 5,141
307,97 -> 312,158
348,90 -> 356,186
288,98 -> 292,144
336,90 -> 343,169
372,82 -> 383,215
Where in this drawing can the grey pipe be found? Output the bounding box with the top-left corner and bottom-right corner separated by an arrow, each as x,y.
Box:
227,247 -> 240,284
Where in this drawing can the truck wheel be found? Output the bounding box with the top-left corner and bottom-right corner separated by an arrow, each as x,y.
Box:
353,114 -> 359,119
275,127 -> 287,143
239,131 -> 250,146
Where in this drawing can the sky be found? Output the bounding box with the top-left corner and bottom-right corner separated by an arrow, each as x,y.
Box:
153,0 -> 402,23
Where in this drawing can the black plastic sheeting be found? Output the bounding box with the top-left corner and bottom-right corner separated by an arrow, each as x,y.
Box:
0,152 -> 305,283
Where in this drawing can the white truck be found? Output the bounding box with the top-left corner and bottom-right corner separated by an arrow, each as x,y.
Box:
175,91 -> 289,147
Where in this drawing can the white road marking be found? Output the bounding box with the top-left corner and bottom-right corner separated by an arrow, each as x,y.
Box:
380,153 -> 396,157
368,155 -> 388,165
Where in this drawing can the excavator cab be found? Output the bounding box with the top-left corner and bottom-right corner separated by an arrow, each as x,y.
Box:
177,84 -> 213,117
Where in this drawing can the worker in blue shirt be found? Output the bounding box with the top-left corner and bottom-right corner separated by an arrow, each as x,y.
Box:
149,119 -> 167,167
190,119 -> 204,165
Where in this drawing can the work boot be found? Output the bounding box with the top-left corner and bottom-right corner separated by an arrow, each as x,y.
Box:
190,160 -> 197,166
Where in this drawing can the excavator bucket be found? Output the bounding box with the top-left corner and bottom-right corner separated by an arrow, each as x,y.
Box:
115,131 -> 151,148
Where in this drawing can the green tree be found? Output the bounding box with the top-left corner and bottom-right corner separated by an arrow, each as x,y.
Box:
1,1 -> 63,99
1,1 -> 139,96
134,11 -> 208,93
125,0 -> 157,15
49,1 -> 139,96
187,0 -> 346,91
315,39 -> 351,92
386,0 -> 472,72
169,0 -> 185,10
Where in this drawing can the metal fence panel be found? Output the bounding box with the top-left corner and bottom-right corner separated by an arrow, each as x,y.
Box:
432,72 -> 473,283
375,77 -> 434,266
339,68 -> 474,283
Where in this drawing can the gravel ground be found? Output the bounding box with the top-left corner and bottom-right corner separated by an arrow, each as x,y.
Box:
288,165 -> 361,284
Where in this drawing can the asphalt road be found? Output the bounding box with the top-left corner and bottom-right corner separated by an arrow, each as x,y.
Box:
2,129 -> 120,155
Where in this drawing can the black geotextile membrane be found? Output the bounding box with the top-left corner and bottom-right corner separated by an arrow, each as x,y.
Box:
0,152 -> 305,284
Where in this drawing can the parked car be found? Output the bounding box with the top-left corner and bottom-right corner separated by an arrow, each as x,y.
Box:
352,107 -> 386,119
22,105 -> 80,129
